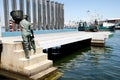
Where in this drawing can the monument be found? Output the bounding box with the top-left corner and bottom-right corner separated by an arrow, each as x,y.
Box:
0,10 -> 62,80
10,10 -> 36,59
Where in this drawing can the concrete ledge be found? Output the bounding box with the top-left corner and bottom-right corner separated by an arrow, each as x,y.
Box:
91,40 -> 105,47
0,68 -> 32,80
24,60 -> 53,76
30,67 -> 61,80
1,31 -> 113,48
91,40 -> 104,43
0,67 -> 62,80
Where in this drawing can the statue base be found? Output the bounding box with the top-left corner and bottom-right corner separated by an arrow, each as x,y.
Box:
0,41 -> 62,80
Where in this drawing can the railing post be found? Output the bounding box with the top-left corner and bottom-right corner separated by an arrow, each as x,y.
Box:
58,3 -> 60,29
19,0 -> 24,12
11,0 -> 17,10
60,4 -> 63,29
11,0 -> 17,31
32,0 -> 37,30
47,0 -> 50,30
3,0 -> 9,32
61,4 -> 64,29
55,2 -> 58,29
50,1 -> 54,29
60,3 -> 62,29
26,0 -> 31,21
38,0 -> 42,30
2,0 -> 64,32
42,0 -> 46,30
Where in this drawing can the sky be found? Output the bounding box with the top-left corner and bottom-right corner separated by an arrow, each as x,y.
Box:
0,0 -> 120,26
54,0 -> 120,22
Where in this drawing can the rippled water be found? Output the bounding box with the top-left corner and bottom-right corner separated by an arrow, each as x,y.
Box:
54,30 -> 120,80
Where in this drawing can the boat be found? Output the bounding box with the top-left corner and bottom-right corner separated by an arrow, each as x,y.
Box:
78,20 -> 98,32
99,22 -> 115,31
78,22 -> 86,31
78,21 -> 115,32
115,22 -> 120,30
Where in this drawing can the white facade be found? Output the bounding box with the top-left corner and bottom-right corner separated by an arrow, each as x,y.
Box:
103,22 -> 115,28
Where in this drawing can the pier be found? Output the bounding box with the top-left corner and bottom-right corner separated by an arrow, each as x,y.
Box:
0,31 -> 112,80
1,31 -> 112,49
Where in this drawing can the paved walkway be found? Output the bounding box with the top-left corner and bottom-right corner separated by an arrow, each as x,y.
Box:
1,31 -> 112,49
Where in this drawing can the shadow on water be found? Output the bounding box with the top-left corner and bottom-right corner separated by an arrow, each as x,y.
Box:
43,39 -> 91,61
0,75 -> 16,80
54,45 -> 112,67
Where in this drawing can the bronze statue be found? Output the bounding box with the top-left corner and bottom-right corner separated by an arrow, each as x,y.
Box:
10,10 -> 36,59
20,15 -> 36,59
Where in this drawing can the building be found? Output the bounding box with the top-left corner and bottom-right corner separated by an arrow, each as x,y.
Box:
99,18 -> 120,25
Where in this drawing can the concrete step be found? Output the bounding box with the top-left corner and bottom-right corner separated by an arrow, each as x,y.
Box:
14,47 -> 43,58
30,47 -> 43,55
14,50 -> 25,58
14,41 -> 40,51
14,41 -> 23,50
34,41 -> 40,47
24,60 -> 53,76
18,53 -> 48,68
30,67 -> 58,80
91,40 -> 104,43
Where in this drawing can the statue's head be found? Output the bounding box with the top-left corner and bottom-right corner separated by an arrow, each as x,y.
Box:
23,15 -> 29,20
10,10 -> 23,24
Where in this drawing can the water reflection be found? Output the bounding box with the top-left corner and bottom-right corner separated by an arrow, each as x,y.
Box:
55,46 -> 112,71
53,45 -> 120,80
55,30 -> 120,80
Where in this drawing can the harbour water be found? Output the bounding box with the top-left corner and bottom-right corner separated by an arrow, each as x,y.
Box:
53,30 -> 120,80
0,30 -> 120,80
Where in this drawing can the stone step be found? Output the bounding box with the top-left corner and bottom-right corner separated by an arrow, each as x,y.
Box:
30,67 -> 58,80
34,41 -> 40,47
14,50 -> 25,58
18,53 -> 48,68
30,47 -> 43,55
91,40 -> 104,43
14,41 -> 23,50
24,60 -> 53,76
14,41 -> 40,51
14,47 -> 43,58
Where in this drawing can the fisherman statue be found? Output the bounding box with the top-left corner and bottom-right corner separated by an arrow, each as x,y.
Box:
20,15 -> 36,59
10,10 -> 36,59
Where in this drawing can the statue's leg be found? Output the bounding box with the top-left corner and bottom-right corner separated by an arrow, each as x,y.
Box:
31,39 -> 36,53
22,35 -> 30,59
28,36 -> 32,50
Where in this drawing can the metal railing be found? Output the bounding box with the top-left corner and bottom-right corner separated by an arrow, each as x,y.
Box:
3,0 -> 64,32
